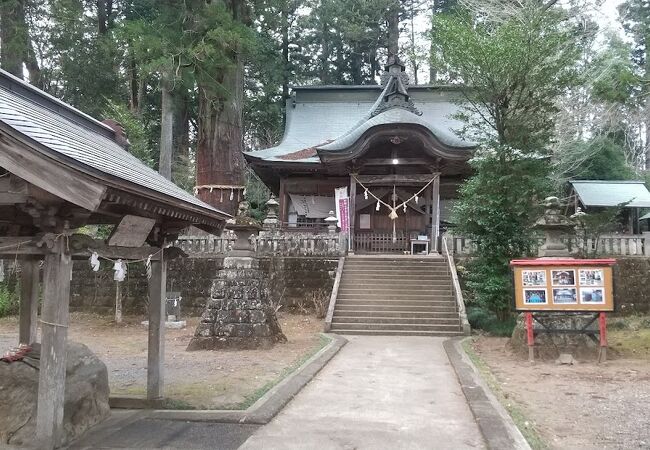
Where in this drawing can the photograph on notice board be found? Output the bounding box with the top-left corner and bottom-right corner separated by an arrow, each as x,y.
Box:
580,288 -> 605,304
551,269 -> 575,286
579,269 -> 604,286
524,289 -> 548,305
552,288 -> 577,304
522,270 -> 546,287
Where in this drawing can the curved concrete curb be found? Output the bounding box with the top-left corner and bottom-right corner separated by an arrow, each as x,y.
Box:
145,333 -> 347,424
444,338 -> 531,450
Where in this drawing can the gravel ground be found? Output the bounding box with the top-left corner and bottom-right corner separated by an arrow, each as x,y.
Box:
0,311 -> 324,409
471,336 -> 650,449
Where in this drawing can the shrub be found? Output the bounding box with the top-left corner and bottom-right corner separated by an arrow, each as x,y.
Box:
467,306 -> 516,337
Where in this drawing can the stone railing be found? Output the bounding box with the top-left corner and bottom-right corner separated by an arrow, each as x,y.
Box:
444,233 -> 650,258
174,234 -> 237,257
175,232 -> 347,258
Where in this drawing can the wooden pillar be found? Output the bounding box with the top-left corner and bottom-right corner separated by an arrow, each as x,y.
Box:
279,177 -> 288,226
430,175 -> 440,253
147,254 -> 167,400
19,259 -> 40,345
36,241 -> 72,449
349,175 -> 356,253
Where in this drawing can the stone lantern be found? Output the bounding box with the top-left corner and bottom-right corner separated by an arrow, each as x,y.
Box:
324,211 -> 338,234
263,195 -> 280,230
533,196 -> 576,258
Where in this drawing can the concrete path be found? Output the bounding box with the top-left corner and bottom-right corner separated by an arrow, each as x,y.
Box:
239,336 -> 486,450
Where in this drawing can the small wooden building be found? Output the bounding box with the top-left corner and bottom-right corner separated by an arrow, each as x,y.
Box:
0,70 -> 229,448
245,57 -> 476,253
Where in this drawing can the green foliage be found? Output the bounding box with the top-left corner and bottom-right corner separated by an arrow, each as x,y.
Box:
454,145 -> 551,318
104,100 -> 155,168
571,205 -> 628,257
432,2 -> 581,150
466,306 -> 516,337
555,136 -> 636,183
590,36 -> 640,106
0,270 -> 20,318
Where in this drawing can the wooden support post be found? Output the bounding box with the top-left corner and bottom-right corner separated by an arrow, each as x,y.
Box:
36,241 -> 72,449
525,312 -> 535,362
19,259 -> 40,345
430,175 -> 440,253
147,255 -> 167,400
349,175 -> 356,253
598,312 -> 607,363
279,178 -> 288,226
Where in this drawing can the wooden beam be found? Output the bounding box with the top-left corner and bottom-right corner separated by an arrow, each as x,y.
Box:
279,178 -> 288,224
19,259 -> 40,345
349,176 -> 356,252
36,239 -> 71,449
147,255 -> 167,400
0,133 -> 106,211
360,158 -> 431,166
355,174 -> 437,186
431,176 -> 440,253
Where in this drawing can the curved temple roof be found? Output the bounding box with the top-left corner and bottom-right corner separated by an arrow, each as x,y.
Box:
245,58 -> 476,165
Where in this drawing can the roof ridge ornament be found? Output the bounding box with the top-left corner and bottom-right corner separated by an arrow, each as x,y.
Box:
373,55 -> 422,117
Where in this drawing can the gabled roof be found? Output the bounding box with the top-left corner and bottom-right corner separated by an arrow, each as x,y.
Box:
570,180 -> 650,208
245,58 -> 475,165
0,70 -> 229,226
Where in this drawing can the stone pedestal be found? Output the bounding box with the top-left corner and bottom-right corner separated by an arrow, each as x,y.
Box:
510,313 -> 600,360
187,256 -> 286,350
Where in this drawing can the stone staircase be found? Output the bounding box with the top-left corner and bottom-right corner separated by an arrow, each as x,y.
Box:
330,256 -> 465,336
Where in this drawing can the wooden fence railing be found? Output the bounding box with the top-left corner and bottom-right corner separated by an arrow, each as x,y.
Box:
354,232 -> 410,254
444,233 -> 650,257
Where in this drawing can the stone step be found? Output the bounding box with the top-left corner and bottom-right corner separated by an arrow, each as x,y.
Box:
336,294 -> 455,302
336,288 -> 454,301
344,263 -> 448,270
332,316 -> 460,325
339,284 -> 452,290
335,304 -> 457,312
330,329 -> 464,337
330,322 -> 461,331
341,273 -> 451,279
332,310 -> 460,319
336,297 -> 455,305
342,269 -> 449,275
337,289 -> 453,296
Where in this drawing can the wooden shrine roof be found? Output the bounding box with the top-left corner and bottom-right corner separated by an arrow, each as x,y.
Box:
0,70 -> 230,232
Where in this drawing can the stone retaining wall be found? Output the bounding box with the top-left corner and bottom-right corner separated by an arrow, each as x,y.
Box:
614,258 -> 650,314
69,256 -> 337,316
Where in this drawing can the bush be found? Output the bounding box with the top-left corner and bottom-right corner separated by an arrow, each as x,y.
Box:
0,281 -> 19,318
467,306 -> 516,337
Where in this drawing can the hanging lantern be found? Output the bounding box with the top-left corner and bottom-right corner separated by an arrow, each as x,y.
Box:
376,201 -> 380,211
364,189 -> 368,200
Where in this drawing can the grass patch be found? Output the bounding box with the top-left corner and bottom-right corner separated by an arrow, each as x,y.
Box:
467,306 -> 516,337
221,334 -> 331,411
461,338 -> 548,450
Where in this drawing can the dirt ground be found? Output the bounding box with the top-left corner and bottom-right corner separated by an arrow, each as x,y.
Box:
0,312 -> 325,410
470,334 -> 650,450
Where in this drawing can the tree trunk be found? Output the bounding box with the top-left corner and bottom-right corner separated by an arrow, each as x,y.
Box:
97,0 -> 108,34
281,1 -> 290,127
196,59 -> 246,215
159,74 -> 174,181
387,0 -> 400,57
0,0 -> 27,77
173,89 -> 191,184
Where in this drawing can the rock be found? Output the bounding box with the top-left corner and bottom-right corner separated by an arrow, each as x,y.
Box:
556,353 -> 575,365
510,313 -> 600,360
0,341 -> 110,447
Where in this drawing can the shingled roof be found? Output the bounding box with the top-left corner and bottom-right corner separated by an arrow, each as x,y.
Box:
245,58 -> 476,165
0,69 -> 229,228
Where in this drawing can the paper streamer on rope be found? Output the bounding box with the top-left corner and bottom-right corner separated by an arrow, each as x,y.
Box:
90,252 -> 100,272
364,189 -> 368,200
113,259 -> 126,282
376,201 -> 380,211
145,255 -> 152,279
230,189 -> 234,201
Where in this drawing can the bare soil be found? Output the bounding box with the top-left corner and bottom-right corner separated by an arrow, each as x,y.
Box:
0,312 -> 325,410
470,334 -> 650,449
